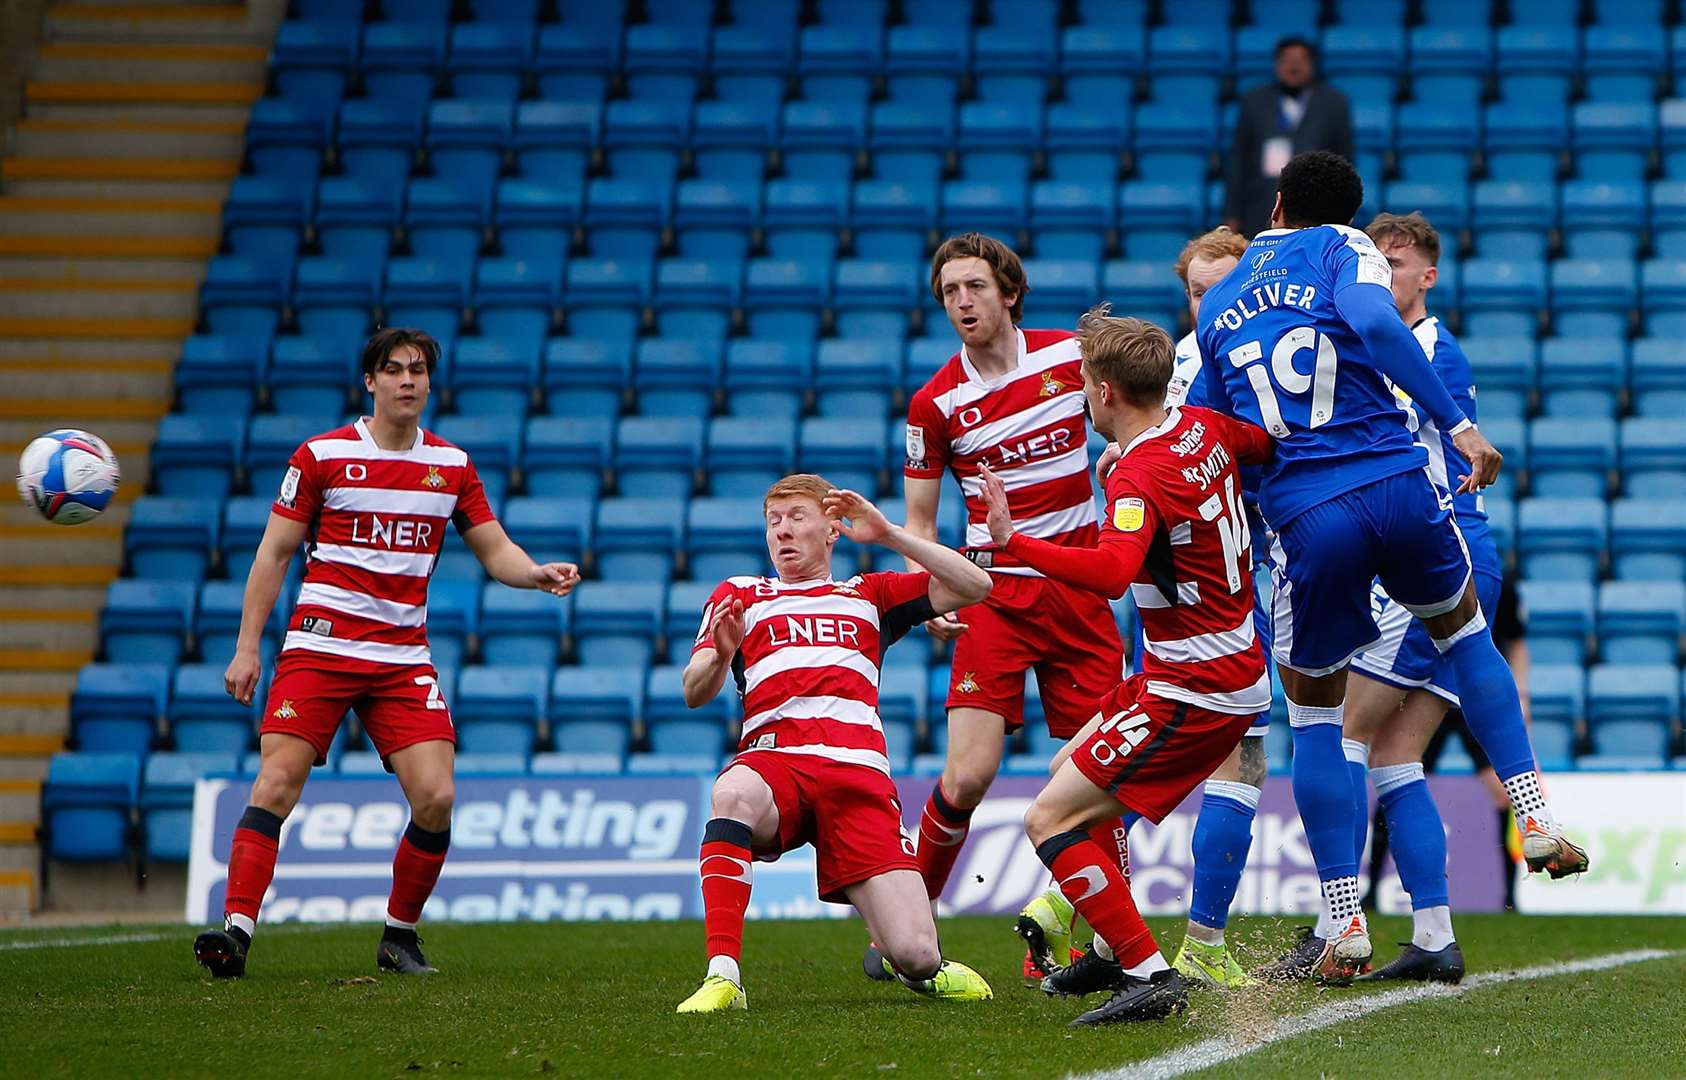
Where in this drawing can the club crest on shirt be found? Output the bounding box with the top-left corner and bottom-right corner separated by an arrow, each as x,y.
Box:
422,465 -> 446,489
272,700 -> 298,721
1038,371 -> 1065,397
832,583 -> 862,598
955,672 -> 979,693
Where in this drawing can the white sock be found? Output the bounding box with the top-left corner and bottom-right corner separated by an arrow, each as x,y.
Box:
226,913 -> 255,939
1091,936 -> 1116,961
706,954 -> 742,988
1322,876 -> 1364,932
1313,903 -> 1333,940
1502,770 -> 1558,834
1185,922 -> 1224,947
1342,738 -> 1371,767
1123,952 -> 1171,979
1412,906 -> 1456,952
384,914 -> 418,932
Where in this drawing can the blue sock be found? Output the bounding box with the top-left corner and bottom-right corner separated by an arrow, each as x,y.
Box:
1187,780 -> 1260,931
1372,763 -> 1449,910
1343,739 -> 1370,875
1288,704 -> 1357,882
1438,617 -> 1535,780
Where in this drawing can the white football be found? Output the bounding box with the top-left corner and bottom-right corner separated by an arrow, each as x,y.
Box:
16,429 -> 121,525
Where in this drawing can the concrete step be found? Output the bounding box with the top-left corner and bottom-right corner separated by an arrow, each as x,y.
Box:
24,80 -> 263,107
0,233 -> 220,258
0,566 -> 120,590
24,102 -> 251,125
0,648 -> 93,673
0,258 -> 206,285
43,3 -> 283,46
0,418 -> 158,445
0,528 -> 124,568
0,316 -> 195,338
0,869 -> 39,916
0,781 -> 44,827
0,845 -> 42,873
1,178 -> 230,201
0,671 -> 76,697
28,41 -> 267,83
0,750 -> 57,782
0,281 -> 199,321
0,704 -> 70,740
0,613 -> 97,653
0,196 -> 222,238
1,157 -> 238,182
0,579 -> 113,609
0,360 -> 174,399
0,397 -> 171,422
13,120 -> 247,160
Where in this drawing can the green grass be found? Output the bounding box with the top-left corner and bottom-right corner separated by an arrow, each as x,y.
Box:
3,915 -> 1681,1079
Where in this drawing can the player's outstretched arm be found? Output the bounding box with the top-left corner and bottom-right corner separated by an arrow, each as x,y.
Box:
682,598 -> 745,707
902,475 -> 968,640
461,520 -> 581,596
823,488 -> 991,616
977,463 -> 1145,599
1334,282 -> 1468,434
225,512 -> 309,705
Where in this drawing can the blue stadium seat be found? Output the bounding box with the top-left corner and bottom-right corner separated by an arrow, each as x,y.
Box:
1620,418 -> 1686,498
196,580 -> 285,667
1044,101 -> 1128,183
150,415 -> 243,498
1640,259 -> 1686,337
1537,338 -> 1626,418
1483,101 -> 1567,183
542,337 -> 629,421
141,751 -> 238,860
447,23 -> 532,103
1019,260 -> 1100,328
244,414 -> 325,502
796,25 -> 881,107
940,180 -> 1026,247
708,416 -> 796,498
216,497 -> 280,587
126,497 -> 217,582
1528,664 -> 1586,728
1321,26 -> 1404,110
550,667 -> 642,728
723,338 -> 811,421
405,178 -> 487,266
621,23 -> 707,101
573,583 -> 665,669
957,102 -> 1039,187
1476,183 -> 1551,261
550,720 -> 632,759
1496,26 -> 1577,105
270,20 -> 356,124
433,417 -> 519,505
1611,498 -> 1686,579
647,664 -> 730,731
687,498 -> 768,583
814,340 -> 899,419
1573,102 -> 1657,183
1460,337 -> 1535,420
337,100 -> 420,189
743,259 -> 827,341
267,338 -> 354,420
871,100 -> 952,193
1530,718 -> 1575,772
511,101 -> 596,187
651,264 -> 736,347
1517,497 -> 1607,581
763,178 -> 847,264
1587,721 -> 1669,768
972,24 -> 1055,103
584,179 -> 668,268
1518,580 -> 1595,665
1560,180 -> 1646,260
478,585 -> 568,668
1588,664 -> 1682,729
780,100 -> 866,186
832,259 -> 918,340
885,25 -> 967,104
475,257 -> 563,353
531,749 -> 626,774
425,99 -> 512,206
674,178 -> 758,267
315,178 -> 400,275
501,496 -> 591,567
1144,26 -> 1226,104
533,21 -> 616,101
799,417 -> 886,497
168,663 -> 259,754
1530,417 -> 1616,497
175,335 -> 261,417
455,753 -> 530,776
360,22 -> 444,124
1482,418 -> 1527,502
1484,497 -> 1517,565
1630,339 -> 1686,418
1408,26 -> 1490,111
1102,261 -> 1185,333
199,257 -> 284,340
852,180 -> 935,262
1030,180 -> 1113,263
43,752 -> 139,862
72,663 -> 166,755
709,26 -> 793,110
1417,0 -> 1493,24
222,176 -> 307,273
453,337 -> 543,418
426,579 -> 478,672
647,719 -> 726,758
595,498 -> 685,581
1460,259 -> 1546,338
615,416 -> 704,499
1131,101 -> 1216,182
626,752 -> 720,775
1550,259 -> 1635,339
1385,181 -> 1470,235
878,666 -> 926,731
100,580 -> 194,666
336,752 -> 385,777
380,257 -> 468,355
604,98 -> 690,192
1583,26 -> 1666,104
454,666 -> 547,754
292,257 -> 377,342
1118,181 -> 1202,261
1598,581 -> 1685,665
494,181 -> 581,268
663,581 -> 714,662
1395,104 -> 1479,184
524,417 -> 611,499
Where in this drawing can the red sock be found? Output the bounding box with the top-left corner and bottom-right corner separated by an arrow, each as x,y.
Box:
1036,829 -> 1158,968
916,782 -> 974,901
700,819 -> 754,963
387,822 -> 449,925
224,806 -> 284,932
1088,816 -> 1131,880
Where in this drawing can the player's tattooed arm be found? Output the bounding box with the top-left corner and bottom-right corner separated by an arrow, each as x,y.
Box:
682,598 -> 745,708
823,488 -> 991,615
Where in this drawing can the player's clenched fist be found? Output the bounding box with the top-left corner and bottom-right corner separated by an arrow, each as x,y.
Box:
976,462 -> 1015,547
707,596 -> 747,656
530,561 -> 581,597
223,650 -> 261,706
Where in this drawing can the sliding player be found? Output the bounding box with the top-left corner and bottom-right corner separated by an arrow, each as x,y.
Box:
675,476 -> 995,1013
193,328 -> 579,979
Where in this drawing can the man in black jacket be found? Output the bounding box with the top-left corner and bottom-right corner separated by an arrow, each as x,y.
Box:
1223,37 -> 1355,238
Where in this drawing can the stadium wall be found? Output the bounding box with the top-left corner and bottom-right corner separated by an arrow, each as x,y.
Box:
188,772 -> 1684,924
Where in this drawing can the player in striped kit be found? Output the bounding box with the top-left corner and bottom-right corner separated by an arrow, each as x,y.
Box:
900,234 -> 1128,978
980,310 -> 1275,1025
675,475 -> 995,1013
193,329 -> 580,979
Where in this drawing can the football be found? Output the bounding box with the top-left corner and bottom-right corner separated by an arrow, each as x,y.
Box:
16,428 -> 121,526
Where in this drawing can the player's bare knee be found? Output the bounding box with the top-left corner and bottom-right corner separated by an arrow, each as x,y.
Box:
709,775 -> 765,823
1022,796 -> 1062,846
408,778 -> 454,830
886,937 -> 942,982
248,768 -> 304,817
941,765 -> 996,809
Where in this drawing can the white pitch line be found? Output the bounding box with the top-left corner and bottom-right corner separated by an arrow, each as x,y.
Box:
0,932 -> 167,952
1071,948 -> 1679,1080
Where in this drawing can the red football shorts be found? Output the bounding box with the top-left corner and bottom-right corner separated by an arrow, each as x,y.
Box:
724,751 -> 919,903
946,574 -> 1125,737
1070,673 -> 1256,824
260,651 -> 456,766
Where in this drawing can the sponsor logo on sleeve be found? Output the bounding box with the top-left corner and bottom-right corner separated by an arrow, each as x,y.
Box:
905,424 -> 927,469
1113,497 -> 1146,532
279,465 -> 301,508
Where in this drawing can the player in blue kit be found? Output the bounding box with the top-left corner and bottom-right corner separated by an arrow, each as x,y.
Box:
1194,153 -> 1588,983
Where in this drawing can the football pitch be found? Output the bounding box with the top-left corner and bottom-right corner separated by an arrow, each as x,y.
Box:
4,915 -> 1681,1079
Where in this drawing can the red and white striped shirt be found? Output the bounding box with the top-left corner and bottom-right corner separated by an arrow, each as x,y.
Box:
270,418 -> 496,668
904,328 -> 1097,576
1005,407 -> 1273,715
693,572 -> 935,774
